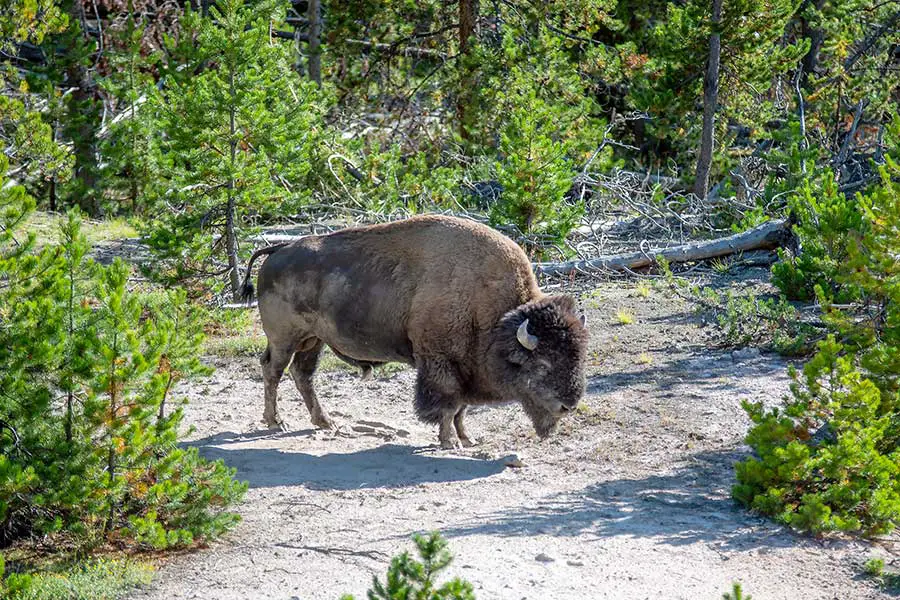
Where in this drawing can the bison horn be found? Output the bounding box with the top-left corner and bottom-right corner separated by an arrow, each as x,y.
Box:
517,319 -> 539,351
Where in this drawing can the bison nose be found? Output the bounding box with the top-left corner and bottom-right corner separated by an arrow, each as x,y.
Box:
559,403 -> 571,412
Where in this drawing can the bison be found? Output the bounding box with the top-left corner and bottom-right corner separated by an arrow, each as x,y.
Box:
240,215 -> 588,448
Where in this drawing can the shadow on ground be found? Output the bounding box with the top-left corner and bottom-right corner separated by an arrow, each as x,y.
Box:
440,448 -> 803,552
589,351 -> 787,396
187,432 -> 507,490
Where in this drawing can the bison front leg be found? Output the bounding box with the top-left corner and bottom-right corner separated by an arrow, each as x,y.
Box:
260,344 -> 292,429
453,406 -> 475,447
414,359 -> 464,449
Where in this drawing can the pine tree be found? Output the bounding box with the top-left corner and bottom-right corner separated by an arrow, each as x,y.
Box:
145,0 -> 331,299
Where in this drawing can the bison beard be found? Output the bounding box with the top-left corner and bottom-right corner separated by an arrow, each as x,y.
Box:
241,215 -> 589,449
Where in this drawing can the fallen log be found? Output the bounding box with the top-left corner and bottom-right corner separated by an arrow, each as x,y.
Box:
533,218 -> 792,277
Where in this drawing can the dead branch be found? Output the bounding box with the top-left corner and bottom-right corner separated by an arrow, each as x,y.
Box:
344,39 -> 446,60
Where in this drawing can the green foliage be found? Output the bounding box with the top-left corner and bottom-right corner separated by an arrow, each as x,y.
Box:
97,10 -> 167,215
663,265 -> 815,355
771,173 -> 864,302
143,0 -> 331,296
734,133 -> 900,535
0,204 -> 245,549
625,0 -> 806,174
734,337 -> 900,535
0,556 -> 153,600
722,582 -> 752,600
861,556 -> 900,593
341,532 -> 475,600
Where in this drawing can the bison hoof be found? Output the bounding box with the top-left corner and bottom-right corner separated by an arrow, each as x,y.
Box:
312,413 -> 336,430
360,366 -> 373,381
440,436 -> 462,450
458,436 -> 477,448
262,412 -> 284,429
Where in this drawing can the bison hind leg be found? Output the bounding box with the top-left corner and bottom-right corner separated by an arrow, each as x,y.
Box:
289,340 -> 335,430
260,343 -> 293,429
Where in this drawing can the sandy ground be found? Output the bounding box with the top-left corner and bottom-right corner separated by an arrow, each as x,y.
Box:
130,271 -> 894,600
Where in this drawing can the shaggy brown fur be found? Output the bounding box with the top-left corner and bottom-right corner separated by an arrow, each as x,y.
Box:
240,215 -> 588,448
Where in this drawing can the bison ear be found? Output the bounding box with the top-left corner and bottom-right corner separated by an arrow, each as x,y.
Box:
507,349 -> 528,365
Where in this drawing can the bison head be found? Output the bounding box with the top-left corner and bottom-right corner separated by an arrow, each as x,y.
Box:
490,295 -> 588,438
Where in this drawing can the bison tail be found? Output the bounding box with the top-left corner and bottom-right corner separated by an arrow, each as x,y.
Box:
239,242 -> 289,306
240,280 -> 255,304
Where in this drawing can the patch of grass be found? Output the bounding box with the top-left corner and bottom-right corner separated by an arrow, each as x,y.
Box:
614,309 -> 634,325
27,212 -> 139,247
634,281 -> 652,298
1,556 -> 153,600
865,557 -> 885,577
204,334 -> 267,357
709,257 -> 732,275
635,352 -> 653,365
202,331 -> 409,378
583,288 -> 606,309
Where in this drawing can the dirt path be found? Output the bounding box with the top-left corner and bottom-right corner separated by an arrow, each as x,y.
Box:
131,276 -> 891,600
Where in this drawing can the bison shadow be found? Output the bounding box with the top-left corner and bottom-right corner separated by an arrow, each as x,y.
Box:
438,448 -> 824,552
186,432 -> 507,490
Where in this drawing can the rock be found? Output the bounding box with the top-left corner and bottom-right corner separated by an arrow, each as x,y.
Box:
566,559 -> 584,567
732,347 -> 761,361
503,454 -> 526,468
535,553 -> 555,563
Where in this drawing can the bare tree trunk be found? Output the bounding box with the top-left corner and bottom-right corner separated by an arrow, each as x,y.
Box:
307,0 -> 322,85
693,0 -> 722,199
457,0 -> 478,141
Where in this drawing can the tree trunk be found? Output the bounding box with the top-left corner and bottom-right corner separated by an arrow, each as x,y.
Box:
457,0 -> 478,141
307,0 -> 322,85
62,0 -> 102,215
693,0 -> 722,199
799,0 -> 826,87
533,219 -> 793,277
226,69 -> 241,300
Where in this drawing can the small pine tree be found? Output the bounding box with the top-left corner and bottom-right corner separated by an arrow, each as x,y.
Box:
145,0 -> 331,299
341,532 -> 475,600
723,582 -> 752,600
771,170 -> 866,302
